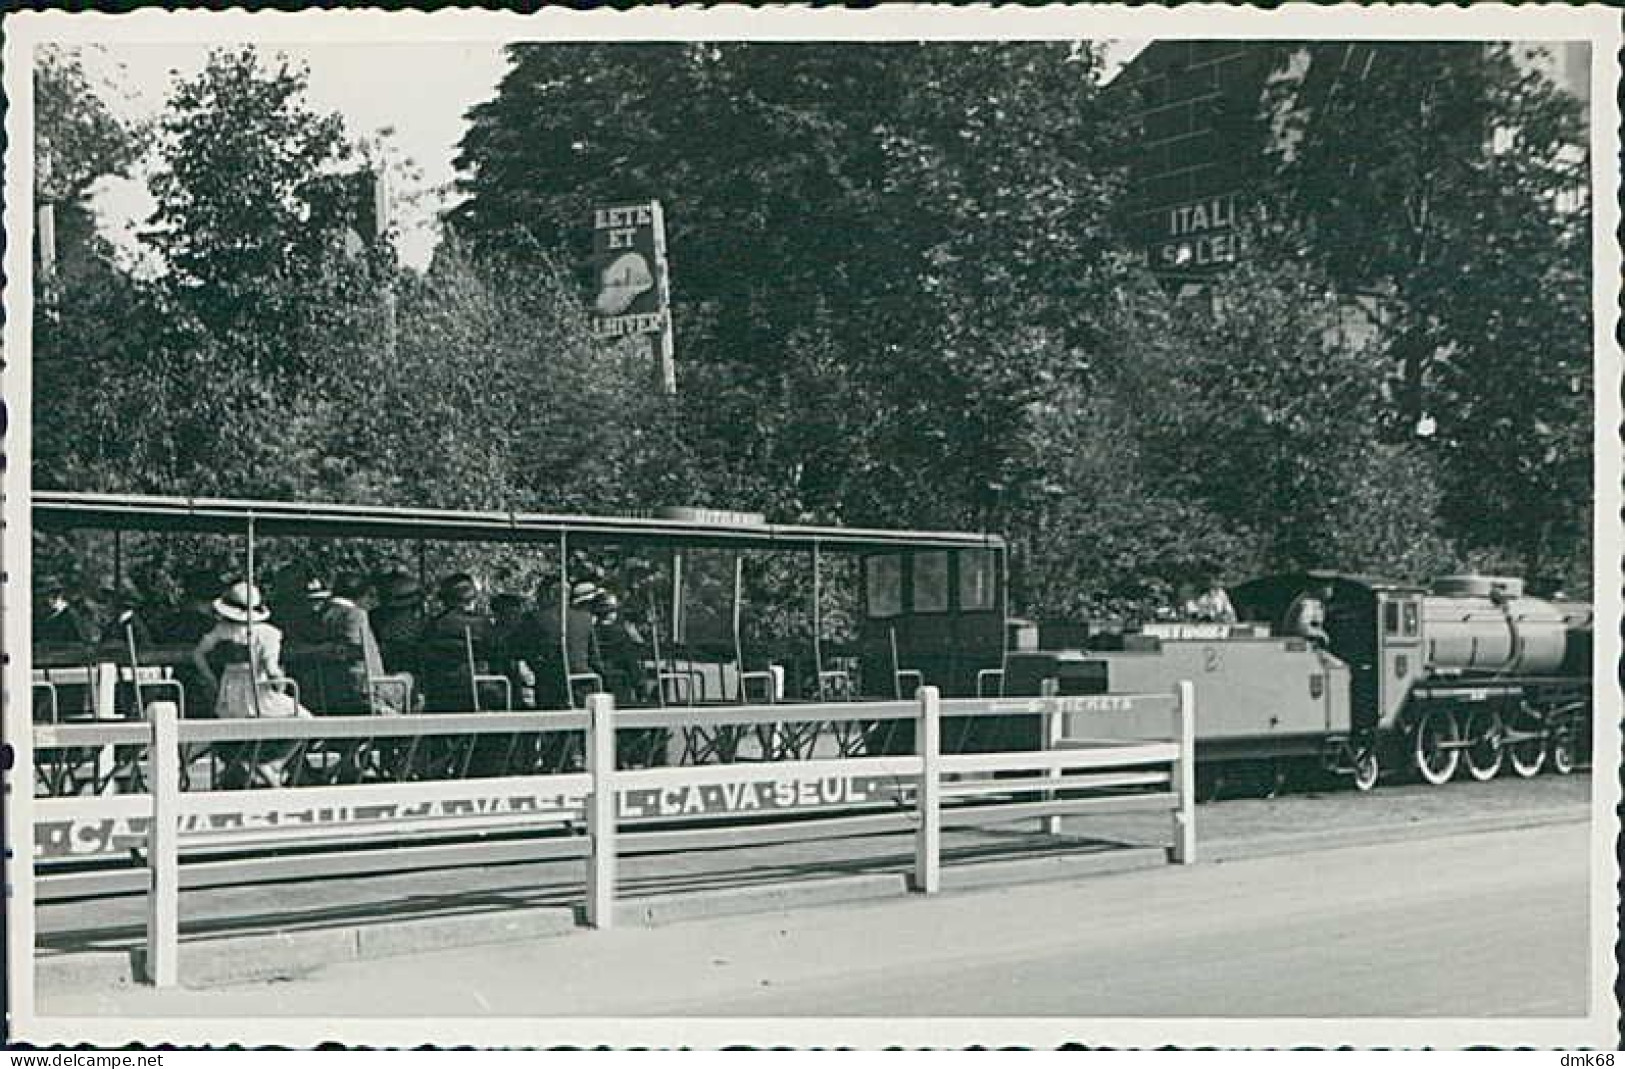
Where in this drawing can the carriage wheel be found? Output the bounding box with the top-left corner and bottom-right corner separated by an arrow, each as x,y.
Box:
1462,707 -> 1504,782
1412,708 -> 1460,785
1549,723 -> 1579,775
1351,746 -> 1380,792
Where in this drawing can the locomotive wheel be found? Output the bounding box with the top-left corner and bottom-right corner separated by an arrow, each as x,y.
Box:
1351,747 -> 1380,792
1549,724 -> 1579,775
1461,708 -> 1504,782
1506,721 -> 1547,778
1412,708 -> 1460,786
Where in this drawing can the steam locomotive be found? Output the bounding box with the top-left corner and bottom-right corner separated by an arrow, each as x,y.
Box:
1000,572 -> 1593,794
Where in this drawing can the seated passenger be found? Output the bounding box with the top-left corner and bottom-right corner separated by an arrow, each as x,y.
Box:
491,592 -> 537,710
190,582 -> 313,786
594,593 -> 651,705
417,573 -> 493,712
309,572 -> 388,715
529,580 -> 597,709
1182,575 -> 1237,624
371,570 -> 424,681
150,569 -> 221,721
35,580 -> 95,648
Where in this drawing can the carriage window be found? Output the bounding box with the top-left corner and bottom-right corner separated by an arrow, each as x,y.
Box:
958,549 -> 995,611
865,555 -> 902,618
1383,602 -> 1401,635
913,551 -> 949,613
1402,600 -> 1419,637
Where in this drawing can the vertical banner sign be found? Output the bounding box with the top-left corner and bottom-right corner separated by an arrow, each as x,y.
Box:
591,201 -> 675,395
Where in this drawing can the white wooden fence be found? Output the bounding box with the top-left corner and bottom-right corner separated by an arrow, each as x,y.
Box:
33,682 -> 1195,986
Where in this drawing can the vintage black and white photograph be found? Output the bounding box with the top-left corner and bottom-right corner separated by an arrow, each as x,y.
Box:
2,5 -> 1619,1050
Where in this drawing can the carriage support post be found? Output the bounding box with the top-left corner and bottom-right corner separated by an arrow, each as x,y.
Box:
585,692 -> 618,928
1171,680 -> 1196,865
146,701 -> 181,986
912,685 -> 941,893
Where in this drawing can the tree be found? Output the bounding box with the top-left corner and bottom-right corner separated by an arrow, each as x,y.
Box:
32,46 -> 157,492
33,45 -> 145,276
145,46 -> 382,381
1264,42 -> 1592,582
1110,260 -> 1454,581
450,43 -> 1134,534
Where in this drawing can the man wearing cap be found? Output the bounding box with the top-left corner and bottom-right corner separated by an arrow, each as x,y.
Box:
417,573 -> 494,713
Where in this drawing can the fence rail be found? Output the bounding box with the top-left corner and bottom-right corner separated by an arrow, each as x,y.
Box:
32,682 -> 1195,987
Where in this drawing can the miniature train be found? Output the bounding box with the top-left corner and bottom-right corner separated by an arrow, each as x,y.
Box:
998,572 -> 1592,794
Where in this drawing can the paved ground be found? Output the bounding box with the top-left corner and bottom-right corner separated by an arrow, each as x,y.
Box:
42,821 -> 1593,1021
33,770 -> 1593,959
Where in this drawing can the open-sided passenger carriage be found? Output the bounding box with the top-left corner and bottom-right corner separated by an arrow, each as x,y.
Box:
31,492 -> 1014,797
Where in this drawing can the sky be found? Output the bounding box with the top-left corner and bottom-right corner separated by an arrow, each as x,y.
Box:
78,39 -> 1146,273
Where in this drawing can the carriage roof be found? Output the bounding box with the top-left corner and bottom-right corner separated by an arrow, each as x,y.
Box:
33,491 -> 1005,554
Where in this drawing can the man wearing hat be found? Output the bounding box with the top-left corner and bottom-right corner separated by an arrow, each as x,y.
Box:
417,573 -> 494,713
308,573 -> 388,715
35,577 -> 95,648
371,570 -> 424,686
529,579 -> 599,711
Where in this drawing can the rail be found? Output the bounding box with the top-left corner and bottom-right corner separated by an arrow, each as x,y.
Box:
33,682 -> 1195,987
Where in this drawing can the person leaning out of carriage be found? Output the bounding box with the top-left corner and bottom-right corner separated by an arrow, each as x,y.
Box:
190,581 -> 315,787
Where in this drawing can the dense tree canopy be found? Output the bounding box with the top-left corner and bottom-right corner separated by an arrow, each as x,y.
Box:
31,40 -> 1599,623
452,43 -> 1134,532
1264,42 -> 1592,584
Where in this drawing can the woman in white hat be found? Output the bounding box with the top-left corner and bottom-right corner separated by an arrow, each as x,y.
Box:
190,580 -> 312,786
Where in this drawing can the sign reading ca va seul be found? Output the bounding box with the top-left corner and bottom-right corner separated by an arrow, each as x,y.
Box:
616,773 -> 895,820
591,200 -> 670,337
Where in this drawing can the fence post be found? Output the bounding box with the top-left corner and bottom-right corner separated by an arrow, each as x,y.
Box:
1171,681 -> 1196,865
585,692 -> 618,929
1040,676 -> 1063,835
96,660 -> 119,795
913,685 -> 941,893
146,701 -> 180,986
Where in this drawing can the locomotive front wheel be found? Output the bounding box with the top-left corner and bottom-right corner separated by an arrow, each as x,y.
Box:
1506,725 -> 1546,778
1412,709 -> 1460,786
1550,725 -> 1579,775
1462,708 -> 1504,782
1351,747 -> 1380,792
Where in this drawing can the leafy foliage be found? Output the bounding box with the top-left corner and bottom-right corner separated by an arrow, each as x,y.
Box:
31,41 -> 1596,627
1264,43 -> 1592,583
